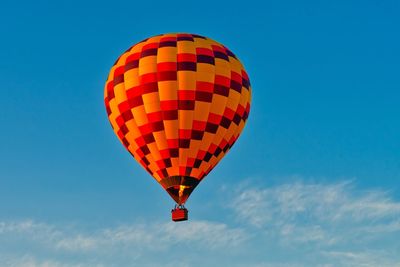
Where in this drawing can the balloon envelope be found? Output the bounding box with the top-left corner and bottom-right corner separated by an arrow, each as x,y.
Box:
104,33 -> 251,204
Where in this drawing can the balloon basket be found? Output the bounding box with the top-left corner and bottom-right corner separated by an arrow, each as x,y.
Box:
171,206 -> 188,222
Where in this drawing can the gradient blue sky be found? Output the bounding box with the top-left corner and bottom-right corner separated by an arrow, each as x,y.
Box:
1,0 -> 399,266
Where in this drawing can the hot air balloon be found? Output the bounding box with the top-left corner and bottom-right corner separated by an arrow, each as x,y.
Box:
104,33 -> 251,221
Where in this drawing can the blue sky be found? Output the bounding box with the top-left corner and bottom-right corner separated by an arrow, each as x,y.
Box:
0,0 -> 399,266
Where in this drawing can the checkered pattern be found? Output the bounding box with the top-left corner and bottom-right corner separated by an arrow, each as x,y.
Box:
104,33 -> 251,204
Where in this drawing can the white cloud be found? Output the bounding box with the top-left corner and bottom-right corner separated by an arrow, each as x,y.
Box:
53,220 -> 247,253
323,250 -> 400,267
230,181 -> 400,240
1,180 -> 400,267
0,218 -> 247,267
228,180 -> 400,266
1,255 -> 105,267
0,220 -> 58,237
